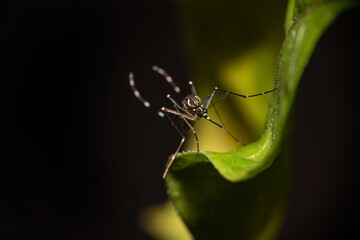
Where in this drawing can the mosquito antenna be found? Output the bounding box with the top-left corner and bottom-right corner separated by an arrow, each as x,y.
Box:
129,73 -> 150,108
152,66 -> 181,93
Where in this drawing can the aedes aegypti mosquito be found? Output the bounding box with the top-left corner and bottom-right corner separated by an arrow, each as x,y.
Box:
129,66 -> 277,179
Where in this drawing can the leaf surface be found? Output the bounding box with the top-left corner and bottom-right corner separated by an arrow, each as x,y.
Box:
165,0 -> 356,239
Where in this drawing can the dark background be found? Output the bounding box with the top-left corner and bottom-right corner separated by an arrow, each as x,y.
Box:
1,1 -> 359,239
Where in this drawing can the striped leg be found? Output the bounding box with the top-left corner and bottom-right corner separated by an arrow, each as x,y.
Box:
152,66 -> 181,93
161,94 -> 199,154
129,66 -> 182,110
161,95 -> 199,178
215,87 -> 277,98
205,87 -> 277,109
129,72 -> 150,108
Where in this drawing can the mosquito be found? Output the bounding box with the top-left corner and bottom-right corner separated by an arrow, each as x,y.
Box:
129,66 -> 277,179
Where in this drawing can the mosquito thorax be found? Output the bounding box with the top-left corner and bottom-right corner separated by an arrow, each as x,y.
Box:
182,95 -> 201,108
182,94 -> 205,117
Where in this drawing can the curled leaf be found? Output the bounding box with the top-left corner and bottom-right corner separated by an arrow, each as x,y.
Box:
164,0 -> 356,239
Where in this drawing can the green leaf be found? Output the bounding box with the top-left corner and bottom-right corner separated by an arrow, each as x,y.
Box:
165,0 -> 357,239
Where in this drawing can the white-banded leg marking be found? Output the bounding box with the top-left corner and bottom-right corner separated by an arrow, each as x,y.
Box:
214,87 -> 277,99
152,66 -> 181,93
129,73 -> 150,108
205,87 -> 277,109
204,87 -> 277,144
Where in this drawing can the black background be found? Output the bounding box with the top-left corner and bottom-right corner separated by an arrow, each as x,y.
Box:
1,1 -> 359,239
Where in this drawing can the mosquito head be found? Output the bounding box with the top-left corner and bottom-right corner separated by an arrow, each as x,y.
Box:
200,107 -> 208,118
190,105 -> 207,118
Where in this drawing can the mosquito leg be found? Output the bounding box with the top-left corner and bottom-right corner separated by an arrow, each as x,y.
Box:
207,104 -> 246,145
173,106 -> 200,155
204,87 -> 277,109
205,92 -> 229,109
166,94 -> 181,108
129,73 -> 175,119
162,111 -> 186,179
188,81 -> 197,95
161,105 -> 199,154
203,86 -> 277,143
204,87 -> 217,109
129,73 -> 150,108
164,94 -> 199,154
214,87 -> 277,98
152,66 -> 181,93
165,94 -> 195,120
160,95 -> 198,178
